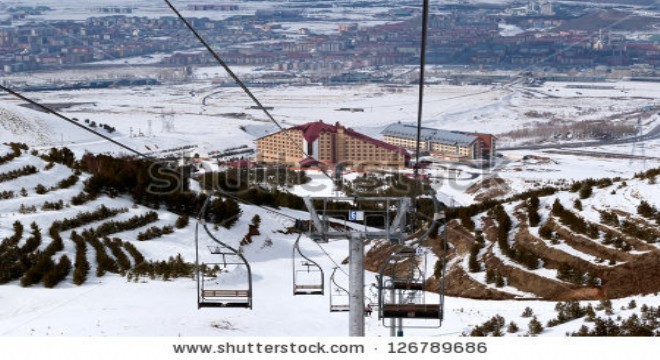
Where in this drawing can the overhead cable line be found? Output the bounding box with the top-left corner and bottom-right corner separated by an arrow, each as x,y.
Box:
0,83 -> 151,160
162,0 -> 280,130
411,0 -> 431,232
0,85 -> 308,226
162,0 -> 336,184
314,241 -> 349,277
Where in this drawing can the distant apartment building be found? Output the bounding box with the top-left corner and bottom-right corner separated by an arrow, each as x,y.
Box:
539,1 -> 555,16
381,123 -> 495,161
256,121 -> 410,170
187,4 -> 239,11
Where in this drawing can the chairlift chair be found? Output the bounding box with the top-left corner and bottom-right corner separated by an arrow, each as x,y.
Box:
377,246 -> 443,324
195,195 -> 253,309
292,233 -> 324,295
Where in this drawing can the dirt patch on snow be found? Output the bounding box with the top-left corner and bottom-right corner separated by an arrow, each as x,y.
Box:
467,176 -> 511,202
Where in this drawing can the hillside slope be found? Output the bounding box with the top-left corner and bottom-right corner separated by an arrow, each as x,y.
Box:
1,144 -> 658,336
365,171 -> 660,302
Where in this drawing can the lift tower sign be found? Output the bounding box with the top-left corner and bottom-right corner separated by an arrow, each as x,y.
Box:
348,210 -> 364,221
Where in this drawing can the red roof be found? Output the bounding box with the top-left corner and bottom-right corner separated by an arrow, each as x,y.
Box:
299,156 -> 321,167
291,121 -> 338,142
290,121 -> 410,158
228,160 -> 254,168
345,127 -> 410,158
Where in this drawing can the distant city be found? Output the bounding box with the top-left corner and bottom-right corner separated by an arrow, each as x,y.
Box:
0,1 -> 658,84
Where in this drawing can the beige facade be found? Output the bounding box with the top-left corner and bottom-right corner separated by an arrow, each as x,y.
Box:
256,129 -> 304,164
383,135 -> 427,151
381,123 -> 495,161
383,134 -> 476,159
256,121 -> 410,170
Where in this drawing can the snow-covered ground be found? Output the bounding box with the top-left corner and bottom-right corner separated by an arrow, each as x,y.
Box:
1,0 -> 659,345
0,0 -> 424,26
2,192 -> 657,337
497,143 -> 660,197
2,76 -> 657,208
3,75 -> 657,156
4,273 -> 658,337
1,144 -> 658,337
0,81 -> 511,157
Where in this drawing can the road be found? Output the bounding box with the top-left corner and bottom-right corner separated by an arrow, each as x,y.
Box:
499,124 -> 660,151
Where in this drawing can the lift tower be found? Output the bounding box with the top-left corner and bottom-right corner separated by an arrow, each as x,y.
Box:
304,197 -> 411,336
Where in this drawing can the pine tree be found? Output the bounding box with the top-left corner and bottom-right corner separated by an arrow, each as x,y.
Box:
213,198 -> 242,229
529,196 -> 540,210
539,223 -> 553,240
597,299 -> 614,315
579,185 -> 592,199
494,205 -> 512,253
552,199 -> 563,215
468,243 -> 482,273
251,214 -> 261,227
34,184 -> 48,195
574,325 -> 590,336
637,201 -> 656,218
585,304 -> 596,322
43,255 -> 72,288
485,269 -> 496,284
507,321 -> 519,333
586,224 -> 599,239
527,196 -> 541,227
458,208 -> 475,232
528,316 -> 544,336
175,214 -> 189,229
495,273 -> 505,288
570,181 -> 581,192
573,199 -> 583,211
522,306 -> 534,318
20,256 -> 55,287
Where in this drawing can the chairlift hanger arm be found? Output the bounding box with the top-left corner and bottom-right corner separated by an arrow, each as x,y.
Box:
330,267 -> 349,295
293,234 -> 323,271
293,233 -> 325,295
198,195 -> 248,258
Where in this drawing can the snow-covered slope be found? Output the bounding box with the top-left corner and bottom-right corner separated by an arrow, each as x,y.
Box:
1,144 -> 658,337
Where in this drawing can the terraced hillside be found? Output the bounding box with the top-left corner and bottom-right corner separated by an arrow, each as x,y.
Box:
368,171 -> 660,301
0,143 -> 196,288
1,142 -> 658,336
3,140 -> 658,300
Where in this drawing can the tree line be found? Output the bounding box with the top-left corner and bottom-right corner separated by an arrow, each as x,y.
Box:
467,300 -> 658,337
0,165 -> 38,183
0,142 -> 27,166
137,225 -> 174,241
80,154 -> 245,228
551,199 -> 600,239
51,205 -> 129,232
492,204 -> 540,270
127,254 -> 194,282
80,211 -> 159,239
0,222 -> 55,287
